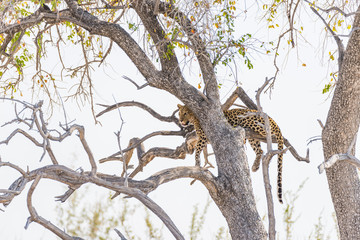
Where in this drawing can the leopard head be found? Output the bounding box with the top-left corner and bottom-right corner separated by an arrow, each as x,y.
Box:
177,104 -> 195,126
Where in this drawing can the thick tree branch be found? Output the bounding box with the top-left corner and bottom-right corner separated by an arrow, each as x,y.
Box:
1,163 -> 217,239
61,0 -> 162,86
132,0 -> 181,75
154,1 -> 219,100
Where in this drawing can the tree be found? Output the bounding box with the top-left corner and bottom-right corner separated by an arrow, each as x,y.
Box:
0,0 -> 359,239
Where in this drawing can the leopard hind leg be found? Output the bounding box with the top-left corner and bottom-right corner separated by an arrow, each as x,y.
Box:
249,139 -> 263,172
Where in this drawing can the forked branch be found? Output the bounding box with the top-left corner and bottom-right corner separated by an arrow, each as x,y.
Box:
318,134 -> 360,173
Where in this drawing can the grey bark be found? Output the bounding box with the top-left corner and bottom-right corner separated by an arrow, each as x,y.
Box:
1,0 -> 268,238
322,5 -> 360,239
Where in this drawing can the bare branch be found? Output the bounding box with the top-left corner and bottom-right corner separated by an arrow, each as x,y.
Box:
317,119 -> 325,129
0,162 -> 27,177
122,75 -> 149,90
96,101 -> 178,124
318,134 -> 360,173
318,153 -> 360,174
103,130 -> 184,160
114,229 -> 128,240
255,78 -> 276,240
26,175 -> 79,240
304,0 -> 358,17
0,128 -> 42,147
309,6 -> 345,67
75,125 -> 97,175
4,164 -> 218,239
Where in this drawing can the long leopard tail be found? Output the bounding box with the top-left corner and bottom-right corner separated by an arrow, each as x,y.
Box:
276,130 -> 284,204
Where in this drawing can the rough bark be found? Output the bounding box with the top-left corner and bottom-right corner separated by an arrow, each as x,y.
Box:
196,104 -> 267,239
322,5 -> 360,239
0,1 -> 269,238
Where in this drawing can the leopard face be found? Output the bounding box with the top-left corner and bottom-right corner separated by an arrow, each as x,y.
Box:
177,104 -> 195,126
177,104 -> 285,203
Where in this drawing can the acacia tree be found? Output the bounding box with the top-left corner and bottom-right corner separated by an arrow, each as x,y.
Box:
256,0 -> 360,239
269,1 -> 360,239
0,0 -> 359,239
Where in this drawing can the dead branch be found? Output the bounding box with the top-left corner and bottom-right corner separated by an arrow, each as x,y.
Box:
112,96 -> 128,183
1,100 -> 217,239
26,175 -> 79,240
255,78 -> 276,240
318,134 -> 360,173
122,75 -> 149,90
96,101 -> 178,124
102,130 -> 185,161
114,228 -> 128,240
99,130 -> 197,179
1,163 -> 216,239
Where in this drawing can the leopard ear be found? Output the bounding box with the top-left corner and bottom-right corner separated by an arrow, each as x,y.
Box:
177,104 -> 183,109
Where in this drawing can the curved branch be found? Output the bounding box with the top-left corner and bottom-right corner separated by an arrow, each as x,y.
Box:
0,128 -> 42,147
3,164 -> 218,239
96,101 -> 178,124
26,175 -> 78,240
304,0 -> 358,17
309,6 -> 345,67
129,142 -> 193,178
104,130 -> 184,159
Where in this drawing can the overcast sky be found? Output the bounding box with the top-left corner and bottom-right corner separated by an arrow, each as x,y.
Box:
0,1 -> 351,239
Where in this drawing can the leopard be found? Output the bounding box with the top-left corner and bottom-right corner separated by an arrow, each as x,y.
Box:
177,104 -> 285,203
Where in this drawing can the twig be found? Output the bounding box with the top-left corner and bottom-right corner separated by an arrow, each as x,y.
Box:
103,130 -> 184,159
317,119 -> 325,129
76,126 -> 97,175
113,95 -> 128,185
304,0 -> 358,17
96,101 -> 177,124
122,75 -> 149,90
309,6 -> 345,67
114,228 -> 128,240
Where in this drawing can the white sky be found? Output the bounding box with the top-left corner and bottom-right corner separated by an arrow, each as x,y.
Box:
0,1 -> 353,239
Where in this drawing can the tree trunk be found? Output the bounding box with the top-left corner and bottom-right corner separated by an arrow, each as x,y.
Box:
197,105 -> 267,239
322,6 -> 360,239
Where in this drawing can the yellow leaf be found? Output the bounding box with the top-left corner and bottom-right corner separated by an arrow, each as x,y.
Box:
198,83 -> 201,89
347,25 -> 351,29
302,63 -> 306,67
